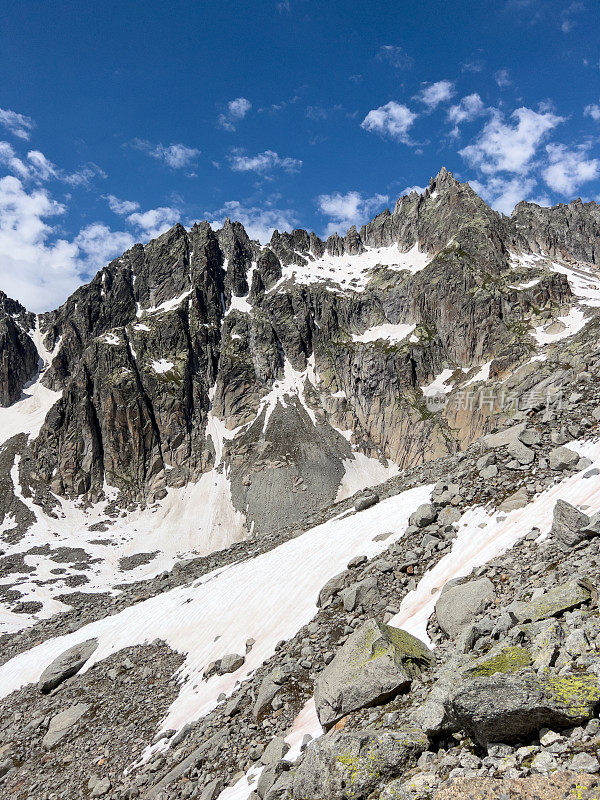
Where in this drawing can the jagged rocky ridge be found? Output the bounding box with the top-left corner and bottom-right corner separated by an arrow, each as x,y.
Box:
3,168 -> 596,539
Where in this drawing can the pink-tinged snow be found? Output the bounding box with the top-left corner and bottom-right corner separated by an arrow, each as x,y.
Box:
391,438 -> 600,645
217,699 -> 323,800
277,244 -> 431,292
0,483 -> 432,743
0,404 -> 247,633
530,306 -> 587,346
335,453 -> 399,502
351,323 -> 416,345
551,261 -> 600,308
151,358 -> 175,374
136,289 -> 192,318
420,369 -> 455,397
464,361 -> 491,386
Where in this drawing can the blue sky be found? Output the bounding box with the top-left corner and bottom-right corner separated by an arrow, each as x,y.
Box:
0,0 -> 599,311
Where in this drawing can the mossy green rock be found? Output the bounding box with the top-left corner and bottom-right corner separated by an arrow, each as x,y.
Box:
292,727 -> 429,800
511,579 -> 592,623
465,646 -> 532,678
314,619 -> 432,729
450,669 -> 600,745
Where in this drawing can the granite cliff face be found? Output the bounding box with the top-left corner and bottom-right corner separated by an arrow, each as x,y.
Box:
2,168 -> 599,537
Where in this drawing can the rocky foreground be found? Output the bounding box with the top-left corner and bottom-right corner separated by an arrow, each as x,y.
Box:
1,366 -> 600,798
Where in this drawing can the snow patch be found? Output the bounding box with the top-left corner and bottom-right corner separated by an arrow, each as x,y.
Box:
420,369 -> 455,397
351,323 -> 416,345
335,453 -> 399,502
151,359 -> 175,374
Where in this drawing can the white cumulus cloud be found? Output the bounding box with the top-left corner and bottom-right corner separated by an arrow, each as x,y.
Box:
542,143 -> 600,195
317,191 -> 389,236
470,175 -> 537,215
361,102 -> 417,143
447,94 -> 486,136
460,107 -> 564,175
104,194 -> 141,215
127,206 -> 181,239
416,80 -> 455,110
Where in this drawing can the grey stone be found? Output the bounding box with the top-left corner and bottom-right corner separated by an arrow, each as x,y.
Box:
550,499 -> 590,546
435,578 -> 495,638
261,736 -> 290,766
314,619 -> 432,728
43,703 -> 89,749
354,494 -> 379,512
548,446 -> 580,470
38,638 -> 98,693
292,728 -> 429,800
409,503 -> 438,528
340,577 -> 380,612
317,571 -> 348,607
219,653 -> 245,674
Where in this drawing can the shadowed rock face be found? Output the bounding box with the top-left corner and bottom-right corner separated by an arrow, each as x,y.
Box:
0,291 -> 38,408
4,169 -> 599,535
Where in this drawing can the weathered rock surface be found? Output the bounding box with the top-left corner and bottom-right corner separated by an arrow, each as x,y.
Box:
435,578 -> 495,638
314,619 -> 432,728
38,638 -> 98,693
292,728 -> 429,800
448,670 -> 600,745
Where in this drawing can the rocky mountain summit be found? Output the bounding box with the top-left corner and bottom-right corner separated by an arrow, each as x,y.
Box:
1,169 -> 600,799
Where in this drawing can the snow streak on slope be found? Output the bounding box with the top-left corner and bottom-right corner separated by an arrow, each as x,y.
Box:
277,244 -> 431,292
0,484 -> 432,743
0,318 -> 61,447
335,453 -> 399,502
531,306 -> 587,346
391,438 -> 600,645
351,323 -> 416,345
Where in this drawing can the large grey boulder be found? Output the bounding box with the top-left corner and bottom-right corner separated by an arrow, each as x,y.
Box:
480,423 -> 527,450
219,653 -> 245,674
354,494 -> 379,512
507,439 -> 535,465
548,446 -> 580,470
314,619 -> 432,729
448,670 -> 600,746
38,639 -> 98,693
292,728 -> 429,800
435,578 -> 495,638
253,665 -> 295,719
42,703 -> 89,749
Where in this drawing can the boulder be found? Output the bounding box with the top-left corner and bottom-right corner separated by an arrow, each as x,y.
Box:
354,494 -> 379,512
317,571 -> 348,607
339,577 -> 380,612
199,778 -> 223,800
548,446 -> 580,470
292,728 -> 429,800
253,666 -> 295,719
219,653 -> 245,674
409,503 -> 437,528
38,639 -> 98,693
314,619 -> 432,728
448,670 -> 600,745
550,499 -> 590,546
42,703 -> 89,749
435,578 -> 495,638
498,486 -> 528,512
480,423 -> 527,450
510,579 -> 592,623
261,736 -> 290,766
507,440 -> 535,465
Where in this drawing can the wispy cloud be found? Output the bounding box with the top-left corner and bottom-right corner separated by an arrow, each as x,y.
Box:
416,80 -> 455,110
228,149 -> 302,174
447,94 -> 487,136
131,139 -> 200,170
104,194 -> 140,215
470,175 -> 537,214
0,141 -> 105,186
217,97 -> 252,131
317,191 -> 389,236
0,108 -> 35,141
495,69 -> 512,87
584,103 -> 600,121
376,45 -> 414,69
361,101 -> 417,143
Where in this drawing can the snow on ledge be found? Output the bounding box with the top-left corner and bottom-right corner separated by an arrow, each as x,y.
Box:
351,323 -> 416,345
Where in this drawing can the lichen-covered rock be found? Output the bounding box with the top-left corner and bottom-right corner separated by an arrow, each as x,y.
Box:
314,619 -> 432,729
550,499 -> 590,546
292,728 -> 429,800
464,646 -> 532,678
510,579 -> 592,623
448,670 -> 600,745
433,771 -> 600,799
